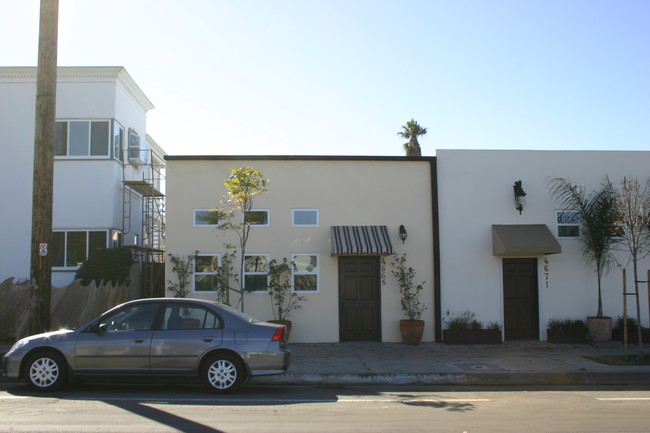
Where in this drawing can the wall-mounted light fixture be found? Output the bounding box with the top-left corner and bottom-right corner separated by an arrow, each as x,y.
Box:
513,180 -> 526,214
399,225 -> 408,243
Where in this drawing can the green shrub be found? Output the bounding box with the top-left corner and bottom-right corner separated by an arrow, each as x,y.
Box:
547,318 -> 588,333
76,247 -> 134,287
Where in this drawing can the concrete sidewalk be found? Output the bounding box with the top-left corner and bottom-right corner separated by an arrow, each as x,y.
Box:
3,341 -> 649,387
253,341 -> 650,386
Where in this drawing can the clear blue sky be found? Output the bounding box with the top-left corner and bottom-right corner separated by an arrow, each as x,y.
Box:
2,0 -> 648,156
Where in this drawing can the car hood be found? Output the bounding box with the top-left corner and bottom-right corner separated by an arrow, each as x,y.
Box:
22,329 -> 77,345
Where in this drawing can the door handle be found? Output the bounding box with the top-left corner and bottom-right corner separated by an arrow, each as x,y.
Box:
202,337 -> 214,342
134,339 -> 146,343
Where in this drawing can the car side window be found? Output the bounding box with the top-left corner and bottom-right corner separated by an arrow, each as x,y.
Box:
162,305 -> 221,330
99,303 -> 160,332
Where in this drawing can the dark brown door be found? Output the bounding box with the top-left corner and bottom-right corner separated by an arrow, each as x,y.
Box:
503,258 -> 539,340
339,256 -> 381,341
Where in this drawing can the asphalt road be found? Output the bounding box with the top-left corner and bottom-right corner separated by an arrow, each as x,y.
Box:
1,382 -> 649,432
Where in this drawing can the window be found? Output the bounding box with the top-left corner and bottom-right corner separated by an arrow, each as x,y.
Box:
55,120 -> 110,157
113,121 -> 124,162
556,211 -> 580,238
244,210 -> 270,227
162,304 -> 221,330
292,254 -> 319,292
194,254 -> 220,292
193,209 -> 219,227
51,230 -> 108,268
96,303 -> 160,332
244,254 -> 269,292
292,209 -> 319,227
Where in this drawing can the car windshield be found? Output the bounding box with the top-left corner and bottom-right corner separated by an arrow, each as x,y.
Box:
216,303 -> 260,323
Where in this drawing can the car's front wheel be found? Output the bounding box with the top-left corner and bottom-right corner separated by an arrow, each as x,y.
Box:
202,353 -> 245,393
25,351 -> 67,392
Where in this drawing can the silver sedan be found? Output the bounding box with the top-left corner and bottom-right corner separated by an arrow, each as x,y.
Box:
3,298 -> 290,393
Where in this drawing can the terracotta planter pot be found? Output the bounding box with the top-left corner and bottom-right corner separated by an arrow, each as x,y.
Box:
587,316 -> 612,342
400,319 -> 424,345
268,320 -> 292,341
443,329 -> 502,345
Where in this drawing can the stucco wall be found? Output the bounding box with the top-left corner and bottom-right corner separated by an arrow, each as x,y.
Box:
437,150 -> 650,337
166,157 -> 436,343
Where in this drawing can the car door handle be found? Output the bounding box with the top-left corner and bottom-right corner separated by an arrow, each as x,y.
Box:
134,339 -> 146,343
202,337 -> 215,342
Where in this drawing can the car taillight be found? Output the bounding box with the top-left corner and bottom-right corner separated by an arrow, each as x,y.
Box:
271,326 -> 286,342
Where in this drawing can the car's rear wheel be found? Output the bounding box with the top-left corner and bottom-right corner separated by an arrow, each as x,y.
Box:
202,353 -> 245,393
25,351 -> 67,392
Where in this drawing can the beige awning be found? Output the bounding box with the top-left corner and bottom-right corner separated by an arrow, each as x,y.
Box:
492,224 -> 561,256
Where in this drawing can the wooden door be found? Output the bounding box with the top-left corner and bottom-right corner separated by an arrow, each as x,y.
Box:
503,258 -> 539,340
339,256 -> 381,341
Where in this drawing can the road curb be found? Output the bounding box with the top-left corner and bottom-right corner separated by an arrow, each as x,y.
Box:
252,372 -> 650,387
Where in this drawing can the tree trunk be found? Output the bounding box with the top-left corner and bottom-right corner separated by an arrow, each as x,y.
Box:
30,0 -> 59,335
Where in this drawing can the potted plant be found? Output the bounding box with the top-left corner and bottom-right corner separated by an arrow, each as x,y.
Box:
443,311 -> 502,345
391,253 -> 426,345
549,178 -> 620,341
267,258 -> 305,340
547,319 -> 588,344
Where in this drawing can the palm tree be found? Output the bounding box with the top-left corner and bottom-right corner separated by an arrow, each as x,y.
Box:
549,177 -> 620,318
398,119 -> 427,156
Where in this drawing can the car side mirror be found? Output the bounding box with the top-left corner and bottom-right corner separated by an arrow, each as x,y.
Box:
90,322 -> 106,333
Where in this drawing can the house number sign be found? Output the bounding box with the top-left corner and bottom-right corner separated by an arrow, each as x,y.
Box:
543,257 -> 550,288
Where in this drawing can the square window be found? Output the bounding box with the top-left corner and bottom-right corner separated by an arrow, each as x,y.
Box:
292,254 -> 318,292
556,211 -> 580,238
244,210 -> 270,227
244,254 -> 269,292
194,209 -> 219,227
194,254 -> 220,292
292,209 -> 319,227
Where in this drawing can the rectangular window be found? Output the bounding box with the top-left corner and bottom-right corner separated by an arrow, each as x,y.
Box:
556,211 -> 580,238
162,304 -> 221,330
55,120 -> 110,157
193,209 -> 220,227
51,230 -> 108,268
292,254 -> 319,292
194,254 -> 220,292
244,254 -> 269,292
292,209 -> 319,227
113,121 -> 124,162
244,210 -> 270,227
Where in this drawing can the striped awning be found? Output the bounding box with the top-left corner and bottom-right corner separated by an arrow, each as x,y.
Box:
330,226 -> 394,256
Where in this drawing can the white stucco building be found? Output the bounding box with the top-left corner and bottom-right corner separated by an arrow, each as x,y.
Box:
437,150 -> 650,340
0,67 -> 166,292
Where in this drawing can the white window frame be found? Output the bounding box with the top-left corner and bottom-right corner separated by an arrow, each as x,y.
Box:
244,209 -> 270,227
292,253 -> 319,293
243,254 -> 270,292
193,209 -> 220,227
556,210 -> 580,238
193,253 -> 221,293
112,120 -> 125,162
292,209 -> 319,227
52,229 -> 109,270
55,119 -> 111,158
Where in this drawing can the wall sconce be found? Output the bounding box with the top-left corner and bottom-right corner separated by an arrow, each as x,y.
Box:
399,225 -> 408,243
513,180 -> 526,214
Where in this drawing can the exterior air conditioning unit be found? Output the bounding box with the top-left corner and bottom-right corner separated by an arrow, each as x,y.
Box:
128,129 -> 145,165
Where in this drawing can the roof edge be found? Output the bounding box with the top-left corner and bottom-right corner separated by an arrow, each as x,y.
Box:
164,155 -> 436,162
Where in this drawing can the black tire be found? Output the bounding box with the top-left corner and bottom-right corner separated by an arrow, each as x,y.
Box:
25,351 -> 67,392
201,352 -> 245,394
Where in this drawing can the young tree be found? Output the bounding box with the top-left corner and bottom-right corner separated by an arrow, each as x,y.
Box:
397,119 -> 427,157
616,177 -> 650,354
214,167 -> 269,311
549,177 -> 620,318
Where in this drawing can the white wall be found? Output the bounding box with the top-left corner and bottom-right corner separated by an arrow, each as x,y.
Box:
437,150 -> 650,337
166,158 -> 436,343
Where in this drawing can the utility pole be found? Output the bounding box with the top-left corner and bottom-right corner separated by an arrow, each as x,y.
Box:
30,0 -> 59,335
